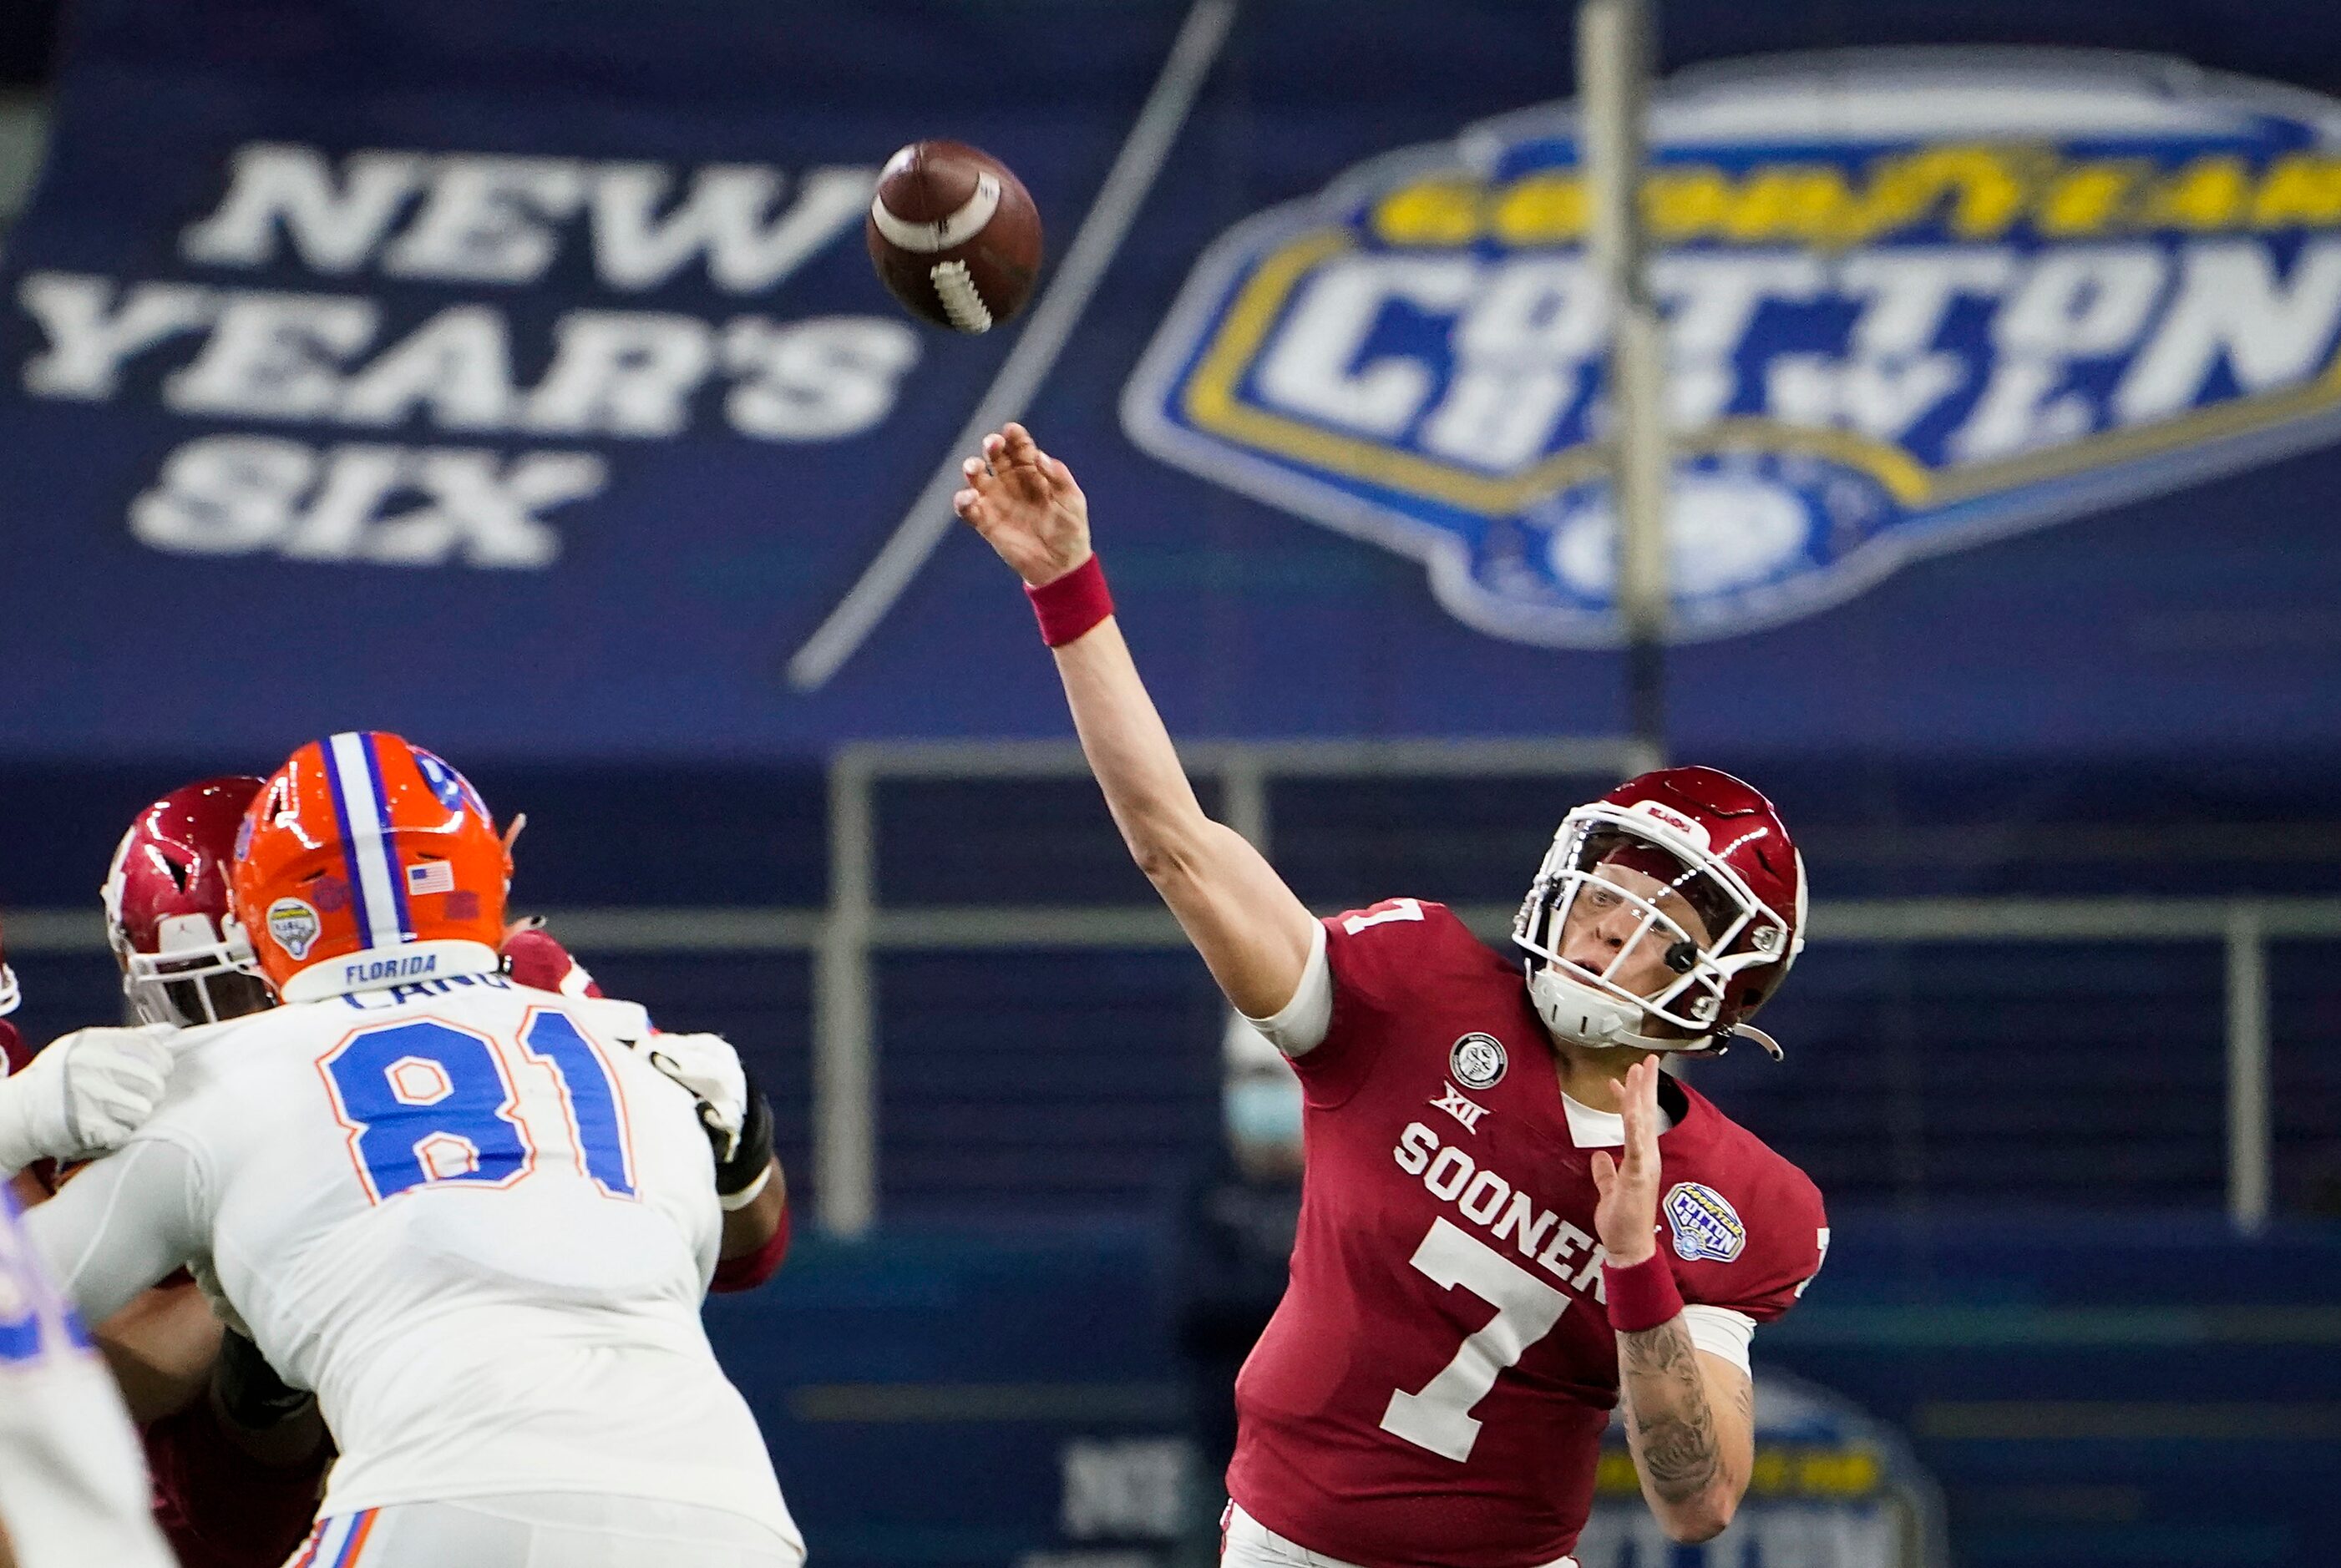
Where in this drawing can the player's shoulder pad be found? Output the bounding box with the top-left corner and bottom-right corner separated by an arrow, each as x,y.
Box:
76,1015 -> 276,1155
173,1014 -> 264,1051
151,1010 -> 288,1097
1682,1088 -> 1826,1222
1324,898 -> 1507,967
1323,897 -> 1483,956
1665,1087 -> 1828,1319
1321,898 -> 1514,1014
559,994 -> 656,1049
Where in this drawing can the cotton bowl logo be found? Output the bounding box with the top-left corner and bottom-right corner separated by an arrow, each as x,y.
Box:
266,898 -> 320,959
1665,1182 -> 1746,1264
1124,52 -> 2341,645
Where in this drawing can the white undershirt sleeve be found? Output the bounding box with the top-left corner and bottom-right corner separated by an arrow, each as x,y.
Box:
1680,1303 -> 1756,1376
20,1136 -> 207,1330
1242,919 -> 1333,1057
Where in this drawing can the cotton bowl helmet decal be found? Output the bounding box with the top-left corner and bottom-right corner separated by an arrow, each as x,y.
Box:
1122,52 -> 2341,646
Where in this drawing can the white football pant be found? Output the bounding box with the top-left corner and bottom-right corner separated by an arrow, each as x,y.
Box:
1219,1501 -> 1578,1568
287,1493 -> 803,1568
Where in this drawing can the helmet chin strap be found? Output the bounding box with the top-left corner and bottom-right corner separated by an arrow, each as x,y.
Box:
1524,965 -> 1788,1061
1525,964 -> 1715,1055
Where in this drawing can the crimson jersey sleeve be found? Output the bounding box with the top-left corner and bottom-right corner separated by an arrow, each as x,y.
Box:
1,1019 -> 33,1077
1662,1103 -> 1830,1326
1293,899 -> 1489,1109
709,1200 -> 789,1293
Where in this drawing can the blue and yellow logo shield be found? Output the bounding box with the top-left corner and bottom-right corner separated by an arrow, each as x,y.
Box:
1124,53 -> 2341,645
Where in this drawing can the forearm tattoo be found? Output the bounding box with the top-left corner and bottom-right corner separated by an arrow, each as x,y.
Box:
1617,1316 -> 1721,1503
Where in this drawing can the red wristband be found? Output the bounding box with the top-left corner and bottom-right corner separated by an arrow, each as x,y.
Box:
1026,554 -> 1112,647
712,1202 -> 790,1294
1602,1249 -> 1685,1333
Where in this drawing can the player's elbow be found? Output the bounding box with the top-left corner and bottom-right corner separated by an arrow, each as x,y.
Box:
1126,815 -> 1214,888
1127,835 -> 1184,884
1655,1485 -> 1738,1544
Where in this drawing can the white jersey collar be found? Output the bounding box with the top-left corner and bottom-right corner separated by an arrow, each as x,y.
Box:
1560,1090 -> 1677,1148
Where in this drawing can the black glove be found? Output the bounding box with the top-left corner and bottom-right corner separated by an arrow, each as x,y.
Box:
213,1328 -> 312,1431
715,1066 -> 776,1206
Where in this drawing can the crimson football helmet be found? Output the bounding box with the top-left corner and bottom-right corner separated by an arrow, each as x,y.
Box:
1513,766 -> 1806,1058
103,776 -> 273,1027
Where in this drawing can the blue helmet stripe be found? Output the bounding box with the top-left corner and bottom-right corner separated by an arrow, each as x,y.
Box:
317,734 -> 380,949
360,733 -> 414,941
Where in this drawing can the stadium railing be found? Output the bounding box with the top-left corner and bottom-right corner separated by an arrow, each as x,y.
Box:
8,736 -> 2335,1238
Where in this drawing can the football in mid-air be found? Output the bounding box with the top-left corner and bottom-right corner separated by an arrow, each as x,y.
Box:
865,140 -> 1043,333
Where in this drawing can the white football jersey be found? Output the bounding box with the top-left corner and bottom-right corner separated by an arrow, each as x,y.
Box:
0,1186 -> 176,1568
23,970 -> 800,1553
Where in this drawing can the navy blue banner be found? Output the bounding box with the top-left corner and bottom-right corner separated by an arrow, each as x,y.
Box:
3,0 -> 2338,761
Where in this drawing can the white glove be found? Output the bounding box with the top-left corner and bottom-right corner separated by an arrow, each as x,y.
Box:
641,1032 -> 748,1161
0,1023 -> 179,1174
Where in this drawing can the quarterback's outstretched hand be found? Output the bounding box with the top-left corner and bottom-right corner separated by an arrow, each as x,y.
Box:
1589,1057 -> 1665,1267
0,1023 -> 178,1174
953,422 -> 1092,587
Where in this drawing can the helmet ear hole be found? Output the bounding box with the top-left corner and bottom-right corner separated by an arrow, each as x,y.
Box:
1663,940 -> 1698,974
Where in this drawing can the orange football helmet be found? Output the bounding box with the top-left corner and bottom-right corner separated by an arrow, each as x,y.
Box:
231,732 -> 512,1003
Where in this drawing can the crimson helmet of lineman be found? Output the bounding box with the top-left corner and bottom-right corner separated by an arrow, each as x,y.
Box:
102,776 -> 275,1028
1513,766 -> 1806,1060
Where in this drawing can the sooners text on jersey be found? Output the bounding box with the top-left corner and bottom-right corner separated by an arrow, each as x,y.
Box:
1228,901 -> 1827,1568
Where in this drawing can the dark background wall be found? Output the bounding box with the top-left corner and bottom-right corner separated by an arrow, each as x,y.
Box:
6,3 -> 2341,1565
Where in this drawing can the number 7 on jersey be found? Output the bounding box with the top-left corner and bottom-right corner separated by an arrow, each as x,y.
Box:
1380,1217 -> 1569,1462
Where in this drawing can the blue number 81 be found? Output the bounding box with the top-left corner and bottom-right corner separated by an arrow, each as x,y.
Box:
320,1012 -> 636,1204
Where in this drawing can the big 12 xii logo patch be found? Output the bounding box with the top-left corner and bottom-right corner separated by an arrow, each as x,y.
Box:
1123,53 -> 2341,645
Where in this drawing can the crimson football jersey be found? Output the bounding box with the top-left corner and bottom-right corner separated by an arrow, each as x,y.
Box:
1227,901 -> 1827,1568
144,1377 -> 329,1568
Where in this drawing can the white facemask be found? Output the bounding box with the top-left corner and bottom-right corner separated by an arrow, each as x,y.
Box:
1527,962 -> 1675,1051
